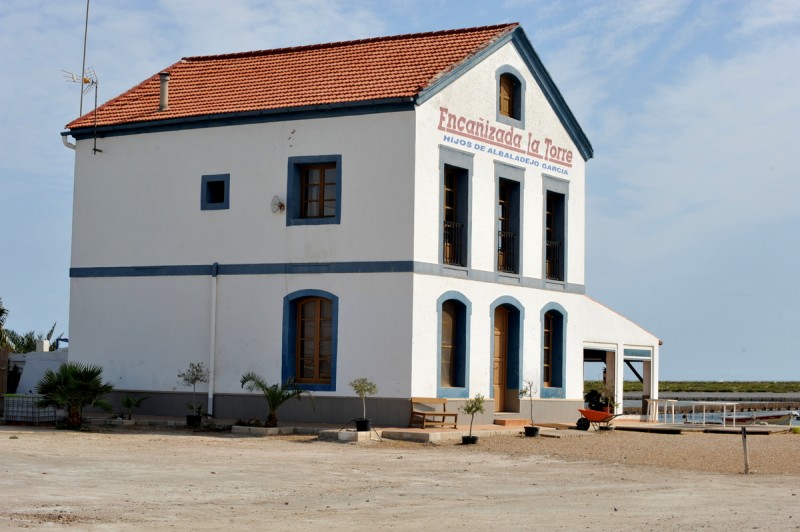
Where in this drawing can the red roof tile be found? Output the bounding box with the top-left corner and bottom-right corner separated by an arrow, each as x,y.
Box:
67,23 -> 518,130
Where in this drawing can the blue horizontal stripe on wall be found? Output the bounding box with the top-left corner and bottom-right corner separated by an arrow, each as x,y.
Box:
70,261 -> 417,278
69,260 -> 585,294
69,265 -> 213,277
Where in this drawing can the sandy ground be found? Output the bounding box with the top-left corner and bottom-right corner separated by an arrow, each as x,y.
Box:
1,425 -> 798,530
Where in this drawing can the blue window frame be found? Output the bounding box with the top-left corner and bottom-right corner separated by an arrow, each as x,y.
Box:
496,65 -> 526,129
437,291 -> 471,398
282,289 -> 338,391
541,304 -> 566,398
201,174 -> 230,210
286,155 -> 342,226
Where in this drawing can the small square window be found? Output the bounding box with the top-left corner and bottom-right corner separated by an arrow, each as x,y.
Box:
201,174 -> 230,210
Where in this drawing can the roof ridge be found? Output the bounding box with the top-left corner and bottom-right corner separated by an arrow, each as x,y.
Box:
182,22 -> 518,62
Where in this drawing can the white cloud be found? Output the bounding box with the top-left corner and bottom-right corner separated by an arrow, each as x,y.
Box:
735,0 -> 800,37
596,33 -> 800,262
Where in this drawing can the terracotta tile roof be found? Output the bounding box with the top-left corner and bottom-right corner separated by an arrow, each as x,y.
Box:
67,23 -> 518,130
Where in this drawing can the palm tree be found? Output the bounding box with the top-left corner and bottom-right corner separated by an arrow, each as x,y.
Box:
6,323 -> 63,354
0,298 -> 15,352
121,395 -> 149,420
240,372 -> 311,427
36,362 -> 114,429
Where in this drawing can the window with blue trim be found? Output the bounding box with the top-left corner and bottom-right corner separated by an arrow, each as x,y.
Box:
543,309 -> 564,388
296,297 -> 332,384
201,174 -> 230,210
441,299 -> 466,388
496,66 -> 526,128
443,165 -> 468,266
287,155 -> 342,225
282,290 -> 338,391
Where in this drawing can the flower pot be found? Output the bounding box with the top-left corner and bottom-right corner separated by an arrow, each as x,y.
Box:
186,414 -> 202,428
524,425 -> 539,437
461,435 -> 479,444
355,418 -> 371,432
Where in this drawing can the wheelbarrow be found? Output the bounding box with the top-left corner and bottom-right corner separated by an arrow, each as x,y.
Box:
576,408 -> 620,431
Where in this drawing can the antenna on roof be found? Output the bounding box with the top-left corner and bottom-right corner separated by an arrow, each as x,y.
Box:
63,67 -> 97,95
63,67 -> 102,154
79,0 -> 91,116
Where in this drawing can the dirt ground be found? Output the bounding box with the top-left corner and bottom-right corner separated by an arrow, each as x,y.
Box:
1,425 -> 798,530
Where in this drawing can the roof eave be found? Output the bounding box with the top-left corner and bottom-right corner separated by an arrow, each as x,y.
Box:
64,97 -> 415,140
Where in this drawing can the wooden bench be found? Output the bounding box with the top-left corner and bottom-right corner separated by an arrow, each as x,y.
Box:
409,397 -> 459,429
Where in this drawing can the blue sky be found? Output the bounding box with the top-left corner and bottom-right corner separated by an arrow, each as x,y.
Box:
1,0 -> 798,379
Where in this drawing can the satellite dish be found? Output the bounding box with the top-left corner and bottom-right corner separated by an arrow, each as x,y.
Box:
271,195 -> 285,213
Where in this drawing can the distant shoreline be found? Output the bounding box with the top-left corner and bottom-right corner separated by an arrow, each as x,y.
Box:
624,391 -> 800,401
586,380 -> 800,394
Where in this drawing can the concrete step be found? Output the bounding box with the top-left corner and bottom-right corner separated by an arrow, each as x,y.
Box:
493,418 -> 527,426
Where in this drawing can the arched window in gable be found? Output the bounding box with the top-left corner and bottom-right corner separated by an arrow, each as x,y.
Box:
499,73 -> 519,119
496,66 -> 526,127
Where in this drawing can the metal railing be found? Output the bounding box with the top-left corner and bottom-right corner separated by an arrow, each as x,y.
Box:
546,240 -> 562,280
443,221 -> 465,266
497,231 -> 517,273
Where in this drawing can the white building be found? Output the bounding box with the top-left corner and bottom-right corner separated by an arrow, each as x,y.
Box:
63,23 -> 660,425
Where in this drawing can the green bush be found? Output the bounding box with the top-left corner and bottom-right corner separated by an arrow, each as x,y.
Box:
36,362 -> 114,429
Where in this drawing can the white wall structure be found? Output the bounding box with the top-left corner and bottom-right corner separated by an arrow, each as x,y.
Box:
63,24 -> 660,425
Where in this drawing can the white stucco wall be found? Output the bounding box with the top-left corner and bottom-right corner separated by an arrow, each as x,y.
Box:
69,272 -> 414,397
70,111 -> 419,398
413,41 -> 586,286
410,274 -> 659,402
71,111 -> 416,268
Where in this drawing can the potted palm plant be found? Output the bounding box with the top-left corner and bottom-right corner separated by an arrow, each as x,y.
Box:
349,377 -> 378,432
519,380 -> 539,437
460,393 -> 485,444
178,361 -> 209,427
240,372 -> 312,427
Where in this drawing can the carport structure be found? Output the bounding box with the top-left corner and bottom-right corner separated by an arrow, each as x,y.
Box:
583,343 -> 659,415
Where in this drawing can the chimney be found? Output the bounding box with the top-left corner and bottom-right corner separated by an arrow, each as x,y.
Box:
159,72 -> 170,111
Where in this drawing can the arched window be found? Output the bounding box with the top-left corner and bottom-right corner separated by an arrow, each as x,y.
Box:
296,297 -> 332,384
499,74 -> 518,119
282,290 -> 338,391
439,297 -> 468,393
543,309 -> 564,388
496,67 -> 525,127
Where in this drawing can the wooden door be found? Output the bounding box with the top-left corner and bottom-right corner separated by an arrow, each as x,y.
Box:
493,307 -> 509,412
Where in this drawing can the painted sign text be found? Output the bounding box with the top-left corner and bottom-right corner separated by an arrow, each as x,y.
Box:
437,107 -> 573,169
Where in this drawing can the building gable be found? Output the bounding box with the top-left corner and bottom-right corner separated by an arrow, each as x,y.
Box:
416,26 -> 592,161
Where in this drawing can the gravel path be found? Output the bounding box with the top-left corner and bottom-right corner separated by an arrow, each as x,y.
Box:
379,429 -> 800,476
1,425 -> 798,530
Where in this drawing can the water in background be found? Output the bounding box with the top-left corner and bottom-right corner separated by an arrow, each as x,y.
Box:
623,399 -> 799,425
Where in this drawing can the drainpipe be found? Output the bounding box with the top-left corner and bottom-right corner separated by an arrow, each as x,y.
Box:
62,134 -> 76,150
207,262 -> 218,415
